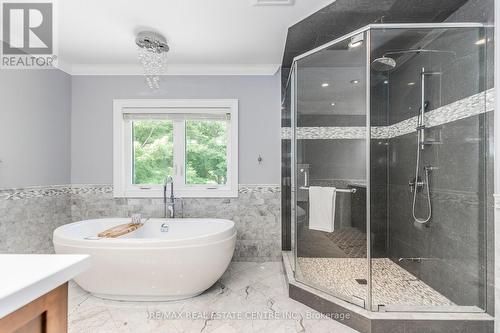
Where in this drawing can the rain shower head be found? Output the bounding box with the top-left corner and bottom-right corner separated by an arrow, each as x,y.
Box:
371,56 -> 397,72
370,49 -> 456,72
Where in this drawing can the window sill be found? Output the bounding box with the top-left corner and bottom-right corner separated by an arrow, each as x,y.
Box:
113,188 -> 238,198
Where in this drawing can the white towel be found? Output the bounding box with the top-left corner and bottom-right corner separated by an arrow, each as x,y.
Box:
308,186 -> 336,232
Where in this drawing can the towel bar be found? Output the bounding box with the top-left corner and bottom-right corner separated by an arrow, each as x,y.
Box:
299,187 -> 357,194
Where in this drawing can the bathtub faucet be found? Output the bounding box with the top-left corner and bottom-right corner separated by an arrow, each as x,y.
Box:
164,176 -> 175,218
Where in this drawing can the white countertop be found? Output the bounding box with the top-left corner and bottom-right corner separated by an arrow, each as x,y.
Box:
0,254 -> 90,318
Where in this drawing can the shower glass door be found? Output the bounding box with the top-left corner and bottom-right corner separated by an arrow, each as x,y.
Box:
293,31 -> 369,308
369,25 -> 489,312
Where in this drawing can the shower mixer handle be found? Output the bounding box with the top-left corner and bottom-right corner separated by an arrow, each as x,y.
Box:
409,177 -> 425,193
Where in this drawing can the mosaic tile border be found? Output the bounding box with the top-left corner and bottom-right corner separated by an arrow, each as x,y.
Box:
238,184 -> 281,193
281,88 -> 494,140
0,185 -> 73,200
281,127 -> 291,140
0,184 -> 281,200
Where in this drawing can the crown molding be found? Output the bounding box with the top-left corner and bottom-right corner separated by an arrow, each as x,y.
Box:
63,63 -> 280,76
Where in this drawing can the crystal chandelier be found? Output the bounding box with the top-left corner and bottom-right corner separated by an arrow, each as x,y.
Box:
136,31 -> 169,89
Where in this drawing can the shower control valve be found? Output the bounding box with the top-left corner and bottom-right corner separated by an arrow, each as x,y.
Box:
409,177 -> 425,193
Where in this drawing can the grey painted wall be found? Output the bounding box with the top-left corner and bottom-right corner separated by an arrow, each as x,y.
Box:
71,74 -> 281,185
0,69 -> 71,188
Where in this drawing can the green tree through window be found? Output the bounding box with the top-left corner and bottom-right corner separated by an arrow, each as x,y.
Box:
186,120 -> 227,185
133,120 -> 174,184
132,119 -> 228,186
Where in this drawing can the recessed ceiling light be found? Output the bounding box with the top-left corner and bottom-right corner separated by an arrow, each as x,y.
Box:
407,82 -> 415,86
475,38 -> 486,45
348,34 -> 364,49
330,102 -> 335,107
350,79 -> 360,84
321,83 -> 329,87
383,80 -> 389,84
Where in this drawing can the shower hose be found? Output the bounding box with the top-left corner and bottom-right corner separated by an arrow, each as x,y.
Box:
412,130 -> 432,224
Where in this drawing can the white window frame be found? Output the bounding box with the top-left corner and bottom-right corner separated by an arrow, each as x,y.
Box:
113,99 -> 238,198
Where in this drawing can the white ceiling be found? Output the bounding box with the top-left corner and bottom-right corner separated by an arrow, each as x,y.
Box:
56,0 -> 335,75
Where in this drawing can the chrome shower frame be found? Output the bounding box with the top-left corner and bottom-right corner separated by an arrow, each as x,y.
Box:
287,22 -> 488,314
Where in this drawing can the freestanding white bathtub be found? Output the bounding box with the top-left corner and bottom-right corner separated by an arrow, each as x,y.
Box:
53,218 -> 236,301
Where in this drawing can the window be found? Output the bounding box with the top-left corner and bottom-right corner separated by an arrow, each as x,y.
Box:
113,99 -> 238,197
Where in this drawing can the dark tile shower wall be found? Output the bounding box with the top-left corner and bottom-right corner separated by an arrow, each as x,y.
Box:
296,133 -> 367,258
281,85 -> 292,251
386,117 -> 488,307
303,140 -> 365,181
370,139 -> 389,257
375,24 -> 493,310
280,0 -> 479,252
280,0 -> 494,314
444,3 -> 495,313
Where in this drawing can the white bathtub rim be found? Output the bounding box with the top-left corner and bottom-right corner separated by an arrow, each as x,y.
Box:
54,218 -> 236,248
54,232 -> 237,250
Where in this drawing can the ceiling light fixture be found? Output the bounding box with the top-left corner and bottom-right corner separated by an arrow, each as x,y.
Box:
407,82 -> 415,86
350,79 -> 360,84
136,31 -> 169,89
383,80 -> 389,84
331,102 -> 335,107
348,34 -> 364,49
321,82 -> 329,87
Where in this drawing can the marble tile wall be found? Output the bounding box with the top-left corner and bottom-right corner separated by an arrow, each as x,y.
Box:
70,185 -> 281,262
0,186 -> 72,253
0,185 -> 281,261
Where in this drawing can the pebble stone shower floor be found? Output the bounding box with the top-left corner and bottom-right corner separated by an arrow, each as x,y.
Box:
296,257 -> 454,309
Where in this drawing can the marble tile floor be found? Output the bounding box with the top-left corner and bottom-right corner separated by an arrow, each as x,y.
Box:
296,257 -> 454,309
68,262 -> 359,333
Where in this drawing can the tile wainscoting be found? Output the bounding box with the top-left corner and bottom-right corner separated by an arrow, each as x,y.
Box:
0,184 -> 281,261
0,186 -> 71,253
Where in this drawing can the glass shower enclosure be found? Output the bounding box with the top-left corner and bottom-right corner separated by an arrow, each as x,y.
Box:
284,23 -> 489,313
